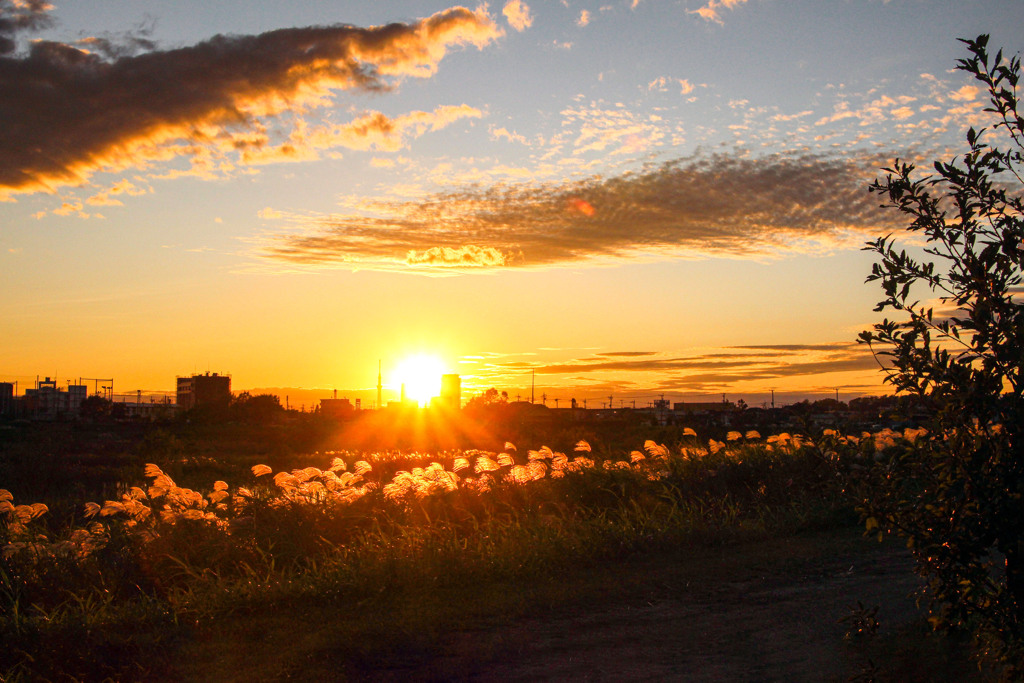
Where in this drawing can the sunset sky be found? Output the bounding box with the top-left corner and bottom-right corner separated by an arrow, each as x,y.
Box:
2,0 -> 1020,408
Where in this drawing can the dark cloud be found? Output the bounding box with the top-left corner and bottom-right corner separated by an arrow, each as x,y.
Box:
0,0 -> 53,55
729,343 -> 860,352
0,6 -> 501,196
513,345 -> 881,387
263,150 -> 902,270
76,22 -> 159,61
533,357 -> 761,374
595,351 -> 657,357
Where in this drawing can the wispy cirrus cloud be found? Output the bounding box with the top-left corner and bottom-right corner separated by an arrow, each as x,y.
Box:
259,149 -> 900,272
0,6 -> 502,199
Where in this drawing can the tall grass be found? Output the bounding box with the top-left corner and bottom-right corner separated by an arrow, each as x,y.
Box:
0,428 -> 893,680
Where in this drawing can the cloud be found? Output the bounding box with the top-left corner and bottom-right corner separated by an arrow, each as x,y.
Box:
949,85 -> 979,102
519,343 -> 881,393
690,0 -> 749,24
502,1 -> 533,32
0,6 -> 502,198
473,343 -> 881,397
730,343 -> 859,352
406,245 -> 509,267
0,0 -> 53,55
258,207 -> 286,220
260,149 -> 901,272
577,10 -> 591,27
648,77 -> 697,96
596,351 -> 657,357
86,179 -> 149,206
490,125 -> 529,145
265,104 -> 484,158
560,105 -> 666,155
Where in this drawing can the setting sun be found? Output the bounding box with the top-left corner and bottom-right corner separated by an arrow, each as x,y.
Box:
393,354 -> 445,405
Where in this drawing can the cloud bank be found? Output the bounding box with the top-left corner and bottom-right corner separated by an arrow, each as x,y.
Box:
0,5 -> 502,198
261,149 -> 901,271
470,343 -> 882,396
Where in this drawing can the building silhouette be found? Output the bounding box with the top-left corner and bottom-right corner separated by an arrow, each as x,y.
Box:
440,374 -> 461,409
321,388 -> 356,419
0,382 -> 15,417
176,372 -> 231,410
21,377 -> 87,419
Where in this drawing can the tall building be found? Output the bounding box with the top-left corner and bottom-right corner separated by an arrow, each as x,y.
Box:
440,374 -> 461,409
21,378 -> 87,418
176,372 -> 231,410
0,382 -> 14,417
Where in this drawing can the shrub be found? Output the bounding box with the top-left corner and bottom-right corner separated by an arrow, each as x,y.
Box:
858,34 -> 1024,670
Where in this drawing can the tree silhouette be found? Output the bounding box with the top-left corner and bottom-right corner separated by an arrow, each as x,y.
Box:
858,34 -> 1024,669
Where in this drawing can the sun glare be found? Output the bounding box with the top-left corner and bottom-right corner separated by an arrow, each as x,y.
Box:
394,354 -> 445,405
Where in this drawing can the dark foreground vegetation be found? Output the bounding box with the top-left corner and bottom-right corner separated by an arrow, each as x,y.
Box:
0,422 -> 951,681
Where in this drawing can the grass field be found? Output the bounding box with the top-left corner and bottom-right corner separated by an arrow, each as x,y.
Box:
0,425 -> 978,680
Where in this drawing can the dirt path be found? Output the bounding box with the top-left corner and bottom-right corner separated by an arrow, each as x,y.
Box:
365,534 -> 944,682
176,532 -> 980,682
441,542 -> 921,681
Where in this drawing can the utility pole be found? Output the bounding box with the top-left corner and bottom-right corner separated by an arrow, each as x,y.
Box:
531,369 -> 535,404
377,360 -> 382,411
554,398 -> 559,409
81,378 -> 113,398
771,388 -> 775,409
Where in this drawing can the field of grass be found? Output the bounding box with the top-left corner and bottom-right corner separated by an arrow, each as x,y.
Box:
0,426 -> 967,680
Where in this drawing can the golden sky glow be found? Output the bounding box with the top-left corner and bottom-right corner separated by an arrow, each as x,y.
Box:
1,1 -> 1020,407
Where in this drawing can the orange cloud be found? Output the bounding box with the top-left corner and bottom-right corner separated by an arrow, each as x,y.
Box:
0,6 -> 502,198
690,0 -> 749,24
406,245 -> 510,267
245,104 -> 483,161
260,149 -> 901,272
502,1 -> 533,32
86,179 -> 149,206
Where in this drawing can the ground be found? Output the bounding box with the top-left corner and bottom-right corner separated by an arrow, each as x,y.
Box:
170,530 -> 985,682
